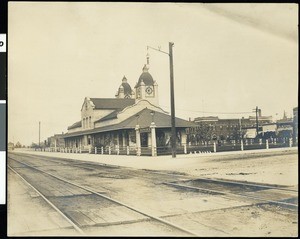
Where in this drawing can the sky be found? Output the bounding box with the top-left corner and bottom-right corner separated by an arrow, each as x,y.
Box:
8,3 -> 298,146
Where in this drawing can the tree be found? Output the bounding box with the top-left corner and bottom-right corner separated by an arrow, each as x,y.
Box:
30,142 -> 39,149
15,141 -> 22,148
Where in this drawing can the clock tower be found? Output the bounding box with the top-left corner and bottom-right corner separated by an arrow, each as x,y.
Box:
134,55 -> 159,106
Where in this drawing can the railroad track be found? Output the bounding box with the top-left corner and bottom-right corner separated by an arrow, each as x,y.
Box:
10,152 -> 298,191
8,152 -> 298,236
8,156 -> 198,236
9,152 -> 298,210
163,182 -> 298,210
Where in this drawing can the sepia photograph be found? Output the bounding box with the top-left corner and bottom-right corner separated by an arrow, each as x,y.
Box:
7,2 -> 298,236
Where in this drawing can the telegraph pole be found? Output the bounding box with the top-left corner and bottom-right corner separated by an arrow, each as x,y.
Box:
147,42 -> 177,158
255,106 -> 259,136
169,42 -> 176,158
39,121 -> 41,147
252,107 -> 260,137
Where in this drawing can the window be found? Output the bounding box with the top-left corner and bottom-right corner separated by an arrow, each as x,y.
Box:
89,116 -> 92,128
83,118 -> 85,129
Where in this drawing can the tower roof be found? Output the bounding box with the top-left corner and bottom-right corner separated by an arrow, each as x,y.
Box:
116,76 -> 133,96
135,64 -> 154,87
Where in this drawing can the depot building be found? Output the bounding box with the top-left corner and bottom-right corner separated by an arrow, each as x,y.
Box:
62,59 -> 194,156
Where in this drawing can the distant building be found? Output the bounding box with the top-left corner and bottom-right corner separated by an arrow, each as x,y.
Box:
276,110 -> 294,140
293,107 -> 298,144
193,112 -> 273,141
47,134 -> 65,148
8,142 -> 14,151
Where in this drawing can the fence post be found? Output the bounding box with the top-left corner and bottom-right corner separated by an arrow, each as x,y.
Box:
184,144 -> 187,154
127,146 -> 129,155
117,145 -> 120,155
266,139 -> 269,149
213,142 -> 216,153
109,146 -> 111,155
101,146 -> 104,154
241,140 -> 244,151
274,138 -> 277,145
95,147 -> 97,154
289,138 -> 293,147
259,139 -> 262,145
88,147 -> 91,154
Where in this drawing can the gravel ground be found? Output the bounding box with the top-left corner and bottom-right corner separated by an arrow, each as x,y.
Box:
14,147 -> 298,186
8,147 -> 298,236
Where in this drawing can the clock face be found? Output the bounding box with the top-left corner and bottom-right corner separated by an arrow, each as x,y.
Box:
145,86 -> 153,95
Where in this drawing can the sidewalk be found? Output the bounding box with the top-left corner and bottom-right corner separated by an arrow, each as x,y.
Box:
11,147 -> 298,186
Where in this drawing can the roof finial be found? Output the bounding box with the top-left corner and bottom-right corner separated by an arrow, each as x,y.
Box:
146,46 -> 150,66
146,52 -> 150,65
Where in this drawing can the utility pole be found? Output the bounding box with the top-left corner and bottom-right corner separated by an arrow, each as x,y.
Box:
169,42 -> 176,158
147,42 -> 177,158
239,118 -> 242,140
256,106 -> 259,136
39,121 -> 41,147
253,106 -> 259,136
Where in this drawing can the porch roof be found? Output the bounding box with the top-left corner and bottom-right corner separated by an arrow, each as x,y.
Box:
63,108 -> 196,138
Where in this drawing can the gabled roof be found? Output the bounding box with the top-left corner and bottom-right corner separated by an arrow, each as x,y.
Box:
95,110 -> 119,123
63,108 -> 196,138
67,120 -> 82,130
90,98 -> 135,110
124,108 -> 195,129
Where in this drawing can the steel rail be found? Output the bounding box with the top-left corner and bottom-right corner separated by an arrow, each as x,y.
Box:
8,156 -> 198,236
142,170 -> 298,193
164,182 -> 298,209
8,165 -> 85,235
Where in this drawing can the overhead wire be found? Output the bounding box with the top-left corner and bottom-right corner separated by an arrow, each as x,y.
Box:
160,105 -> 253,115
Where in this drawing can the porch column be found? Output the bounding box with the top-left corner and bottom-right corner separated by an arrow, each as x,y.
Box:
150,122 -> 157,156
54,139 -> 57,152
147,133 -> 152,147
122,132 -> 126,147
181,130 -> 187,145
135,125 -> 141,156
116,132 -> 120,148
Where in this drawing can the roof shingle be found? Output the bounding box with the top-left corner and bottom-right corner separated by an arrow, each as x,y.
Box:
90,98 -> 135,110
63,108 -> 196,138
